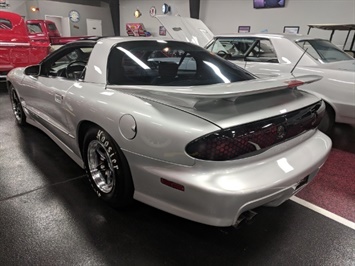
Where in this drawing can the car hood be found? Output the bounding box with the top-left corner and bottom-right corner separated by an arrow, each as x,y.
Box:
155,15 -> 214,47
319,59 -> 355,72
110,75 -> 322,129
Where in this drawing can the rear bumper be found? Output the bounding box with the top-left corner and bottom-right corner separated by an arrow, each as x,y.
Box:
126,130 -> 332,227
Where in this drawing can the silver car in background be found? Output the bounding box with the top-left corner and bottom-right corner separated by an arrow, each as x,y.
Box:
7,37 -> 331,227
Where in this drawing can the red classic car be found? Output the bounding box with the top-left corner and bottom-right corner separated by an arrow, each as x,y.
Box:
0,11 -> 50,78
27,19 -> 90,45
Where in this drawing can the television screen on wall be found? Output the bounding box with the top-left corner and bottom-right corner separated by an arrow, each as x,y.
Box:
254,0 -> 285,9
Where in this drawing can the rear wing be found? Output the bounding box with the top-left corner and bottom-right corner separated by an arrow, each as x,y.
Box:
110,75 -> 322,108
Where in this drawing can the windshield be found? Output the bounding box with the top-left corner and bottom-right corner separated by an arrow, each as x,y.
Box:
296,39 -> 353,63
107,40 -> 255,86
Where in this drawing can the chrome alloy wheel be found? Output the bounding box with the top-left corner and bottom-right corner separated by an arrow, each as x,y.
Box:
11,91 -> 23,122
87,140 -> 116,194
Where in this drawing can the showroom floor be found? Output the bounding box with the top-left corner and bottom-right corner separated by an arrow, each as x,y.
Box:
0,83 -> 354,265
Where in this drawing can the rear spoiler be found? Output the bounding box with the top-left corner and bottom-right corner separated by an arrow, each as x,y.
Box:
109,75 -> 322,108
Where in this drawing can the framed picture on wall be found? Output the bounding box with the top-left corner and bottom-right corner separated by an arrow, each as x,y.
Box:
238,26 -> 251,33
159,26 -> 166,36
283,26 -> 300,34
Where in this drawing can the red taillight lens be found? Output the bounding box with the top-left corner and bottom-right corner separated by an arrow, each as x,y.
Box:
286,80 -> 304,88
186,101 -> 325,161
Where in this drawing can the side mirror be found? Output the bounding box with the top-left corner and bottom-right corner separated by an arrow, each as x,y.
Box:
24,65 -> 40,77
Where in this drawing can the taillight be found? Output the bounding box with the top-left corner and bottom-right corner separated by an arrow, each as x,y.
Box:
186,101 -> 325,161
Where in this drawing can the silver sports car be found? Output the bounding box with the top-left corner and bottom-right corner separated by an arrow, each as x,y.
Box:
7,37 -> 332,227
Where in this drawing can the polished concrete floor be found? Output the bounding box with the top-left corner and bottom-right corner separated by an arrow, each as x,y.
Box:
0,83 -> 354,265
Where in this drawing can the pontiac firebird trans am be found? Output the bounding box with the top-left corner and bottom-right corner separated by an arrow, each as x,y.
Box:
7,37 -> 332,227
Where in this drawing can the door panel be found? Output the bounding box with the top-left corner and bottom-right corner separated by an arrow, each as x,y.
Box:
22,75 -> 74,145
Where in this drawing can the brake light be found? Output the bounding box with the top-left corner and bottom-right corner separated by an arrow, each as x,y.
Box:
186,101 -> 325,161
286,80 -> 304,88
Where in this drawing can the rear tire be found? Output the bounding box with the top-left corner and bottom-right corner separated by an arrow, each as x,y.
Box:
9,86 -> 26,126
318,103 -> 334,134
82,126 -> 134,208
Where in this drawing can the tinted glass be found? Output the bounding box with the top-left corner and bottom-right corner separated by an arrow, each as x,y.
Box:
27,23 -> 43,33
47,23 -> 57,31
296,39 -> 353,63
0,18 -> 12,29
107,40 -> 255,86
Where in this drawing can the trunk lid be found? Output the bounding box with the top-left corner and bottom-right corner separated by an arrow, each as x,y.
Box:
110,75 -> 322,129
318,59 -> 355,72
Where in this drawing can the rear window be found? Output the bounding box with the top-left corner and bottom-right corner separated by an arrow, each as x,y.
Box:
0,18 -> 12,30
47,23 -> 57,31
27,23 -> 43,33
107,40 -> 255,86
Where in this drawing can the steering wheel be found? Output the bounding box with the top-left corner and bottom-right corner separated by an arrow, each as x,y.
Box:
66,61 -> 86,79
216,50 -> 231,59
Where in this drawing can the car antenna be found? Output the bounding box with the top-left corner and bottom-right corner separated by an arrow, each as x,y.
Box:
290,48 -> 308,76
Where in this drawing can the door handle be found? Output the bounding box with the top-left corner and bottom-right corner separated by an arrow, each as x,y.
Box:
54,93 -> 63,103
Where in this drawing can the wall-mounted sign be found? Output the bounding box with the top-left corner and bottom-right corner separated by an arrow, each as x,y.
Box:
0,0 -> 9,8
149,6 -> 156,17
69,10 -> 80,23
159,26 -> 166,36
238,26 -> 251,33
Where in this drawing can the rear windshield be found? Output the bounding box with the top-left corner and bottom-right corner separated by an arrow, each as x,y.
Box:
107,40 -> 255,86
27,23 -> 43,33
47,23 -> 57,31
296,39 -> 353,63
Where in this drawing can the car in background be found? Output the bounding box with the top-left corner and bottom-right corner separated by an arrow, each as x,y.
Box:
156,16 -> 355,133
7,37 -> 331,227
27,19 -> 91,46
0,11 -> 50,78
205,34 -> 355,133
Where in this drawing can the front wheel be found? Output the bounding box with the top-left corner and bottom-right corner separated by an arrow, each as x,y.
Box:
9,86 -> 26,126
82,127 -> 134,208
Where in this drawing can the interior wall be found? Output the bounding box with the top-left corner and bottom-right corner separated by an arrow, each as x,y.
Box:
2,0 -> 27,16
119,0 -> 190,37
3,0 -> 114,36
119,0 -> 355,47
200,0 -> 355,47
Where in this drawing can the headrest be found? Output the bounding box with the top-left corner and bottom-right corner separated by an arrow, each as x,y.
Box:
159,62 -> 178,77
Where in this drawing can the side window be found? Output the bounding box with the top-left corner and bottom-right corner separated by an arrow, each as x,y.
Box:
208,38 -> 256,60
0,18 -> 12,30
245,39 -> 279,63
42,47 -> 93,80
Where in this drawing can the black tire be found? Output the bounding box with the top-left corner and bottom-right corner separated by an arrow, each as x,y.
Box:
82,126 -> 134,208
318,103 -> 335,135
9,86 -> 26,126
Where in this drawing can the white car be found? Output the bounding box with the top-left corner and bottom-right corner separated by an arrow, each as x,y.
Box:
157,16 -> 355,133
205,34 -> 355,133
